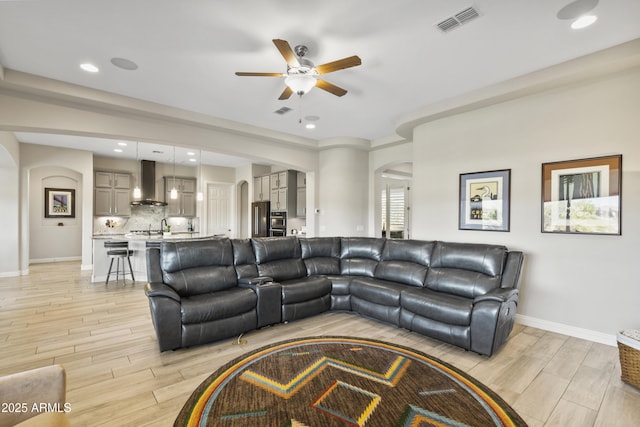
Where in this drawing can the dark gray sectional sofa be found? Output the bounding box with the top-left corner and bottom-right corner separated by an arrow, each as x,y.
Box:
145,236 -> 524,356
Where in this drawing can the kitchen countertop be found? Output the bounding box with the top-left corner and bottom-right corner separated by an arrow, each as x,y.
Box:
92,232 -> 206,240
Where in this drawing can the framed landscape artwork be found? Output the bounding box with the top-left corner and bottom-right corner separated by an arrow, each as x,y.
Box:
541,155 -> 621,235
44,188 -> 76,218
459,169 -> 510,232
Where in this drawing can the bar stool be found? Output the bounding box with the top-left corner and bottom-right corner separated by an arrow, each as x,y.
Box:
104,241 -> 135,284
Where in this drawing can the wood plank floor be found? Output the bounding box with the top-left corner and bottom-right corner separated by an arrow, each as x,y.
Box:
1,261 -> 639,426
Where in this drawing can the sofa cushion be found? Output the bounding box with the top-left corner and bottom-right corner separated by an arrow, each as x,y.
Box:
161,239 -> 237,296
425,268 -> 501,299
401,288 -> 473,326
431,241 -> 507,276
301,237 -> 341,258
375,261 -> 428,288
340,237 -> 385,277
425,241 -> 506,298
258,259 -> 307,282
252,236 -> 301,263
280,276 -> 332,304
381,239 -> 435,265
231,238 -> 258,280
349,277 -> 406,307
301,237 -> 341,275
180,287 -> 257,324
340,237 -> 385,260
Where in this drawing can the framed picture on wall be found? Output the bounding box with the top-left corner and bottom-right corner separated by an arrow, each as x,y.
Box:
541,155 -> 621,235
44,188 -> 76,218
459,169 -> 510,231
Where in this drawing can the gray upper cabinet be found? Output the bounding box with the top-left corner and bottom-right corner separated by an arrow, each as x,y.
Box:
269,170 -> 297,212
253,175 -> 270,202
94,171 -> 131,216
165,177 -> 197,217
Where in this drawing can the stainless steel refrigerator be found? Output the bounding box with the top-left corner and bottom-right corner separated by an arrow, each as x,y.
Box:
251,201 -> 271,237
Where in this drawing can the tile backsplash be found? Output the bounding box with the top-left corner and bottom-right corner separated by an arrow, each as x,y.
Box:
93,206 -> 198,234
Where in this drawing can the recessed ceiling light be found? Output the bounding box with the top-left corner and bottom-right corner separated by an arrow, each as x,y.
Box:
117,142 -> 127,146
557,0 -> 599,20
187,152 -> 195,156
305,123 -> 316,130
571,14 -> 597,29
189,158 -> 197,162
113,148 -> 123,153
110,57 -> 138,71
80,63 -> 99,73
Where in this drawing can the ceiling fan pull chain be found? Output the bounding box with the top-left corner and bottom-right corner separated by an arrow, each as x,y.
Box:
298,93 -> 303,124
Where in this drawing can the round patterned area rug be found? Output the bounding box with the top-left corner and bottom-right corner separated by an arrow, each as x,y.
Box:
175,336 -> 527,427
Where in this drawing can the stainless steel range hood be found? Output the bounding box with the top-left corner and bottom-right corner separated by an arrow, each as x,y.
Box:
130,160 -> 168,206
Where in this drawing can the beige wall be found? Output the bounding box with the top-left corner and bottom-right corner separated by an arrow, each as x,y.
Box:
410,68 -> 640,342
20,144 -> 94,272
318,142 -> 369,237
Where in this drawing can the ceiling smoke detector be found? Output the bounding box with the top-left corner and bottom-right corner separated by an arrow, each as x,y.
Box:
436,6 -> 481,33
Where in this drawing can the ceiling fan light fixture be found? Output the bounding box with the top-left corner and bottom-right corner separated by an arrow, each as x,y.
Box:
285,74 -> 316,95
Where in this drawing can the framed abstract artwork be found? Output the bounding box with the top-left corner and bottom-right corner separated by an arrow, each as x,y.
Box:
44,188 -> 76,218
541,155 -> 621,235
459,169 -> 510,231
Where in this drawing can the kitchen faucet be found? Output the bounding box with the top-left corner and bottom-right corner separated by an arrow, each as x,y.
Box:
160,218 -> 168,232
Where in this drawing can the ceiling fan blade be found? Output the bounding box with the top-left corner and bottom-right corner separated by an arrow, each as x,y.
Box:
315,55 -> 362,74
278,86 -> 293,100
273,39 -> 300,68
235,72 -> 284,77
316,79 -> 348,97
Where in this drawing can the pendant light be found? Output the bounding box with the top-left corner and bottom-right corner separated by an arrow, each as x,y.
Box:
132,141 -> 142,199
197,150 -> 204,201
170,146 -> 178,199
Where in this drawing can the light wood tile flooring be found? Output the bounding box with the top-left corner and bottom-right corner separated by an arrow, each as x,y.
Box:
1,261 -> 639,426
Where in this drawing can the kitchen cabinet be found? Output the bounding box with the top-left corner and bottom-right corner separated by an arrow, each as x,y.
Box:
164,177 -> 197,217
253,175 -> 270,201
94,171 -> 131,216
296,172 -> 306,217
269,170 -> 297,212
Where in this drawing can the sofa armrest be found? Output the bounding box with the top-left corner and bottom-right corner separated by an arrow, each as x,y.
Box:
144,282 -> 182,351
238,276 -> 274,286
145,282 -> 180,303
146,247 -> 163,284
501,251 -> 524,289
473,288 -> 518,304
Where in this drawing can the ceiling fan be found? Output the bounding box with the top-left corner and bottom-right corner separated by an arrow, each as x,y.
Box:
235,39 -> 362,100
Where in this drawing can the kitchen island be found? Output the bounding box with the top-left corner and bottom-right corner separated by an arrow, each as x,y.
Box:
91,232 -> 210,283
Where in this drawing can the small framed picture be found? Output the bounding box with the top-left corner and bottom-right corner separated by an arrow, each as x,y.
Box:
459,169 -> 510,232
45,188 -> 75,218
541,155 -> 621,235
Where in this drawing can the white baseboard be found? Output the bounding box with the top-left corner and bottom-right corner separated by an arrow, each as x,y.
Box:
30,256 -> 82,264
516,314 -> 617,347
0,270 -> 20,278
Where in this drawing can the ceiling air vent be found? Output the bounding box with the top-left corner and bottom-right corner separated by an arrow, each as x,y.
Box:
274,106 -> 293,115
436,6 -> 480,33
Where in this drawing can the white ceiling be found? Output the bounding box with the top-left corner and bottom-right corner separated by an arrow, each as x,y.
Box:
1,0 -> 640,164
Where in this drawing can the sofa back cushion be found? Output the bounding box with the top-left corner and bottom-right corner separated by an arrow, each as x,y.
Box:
375,239 -> 435,287
301,237 -> 341,275
231,238 -> 258,280
340,237 -> 385,277
252,236 -> 306,281
425,241 -> 507,298
161,238 -> 237,297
